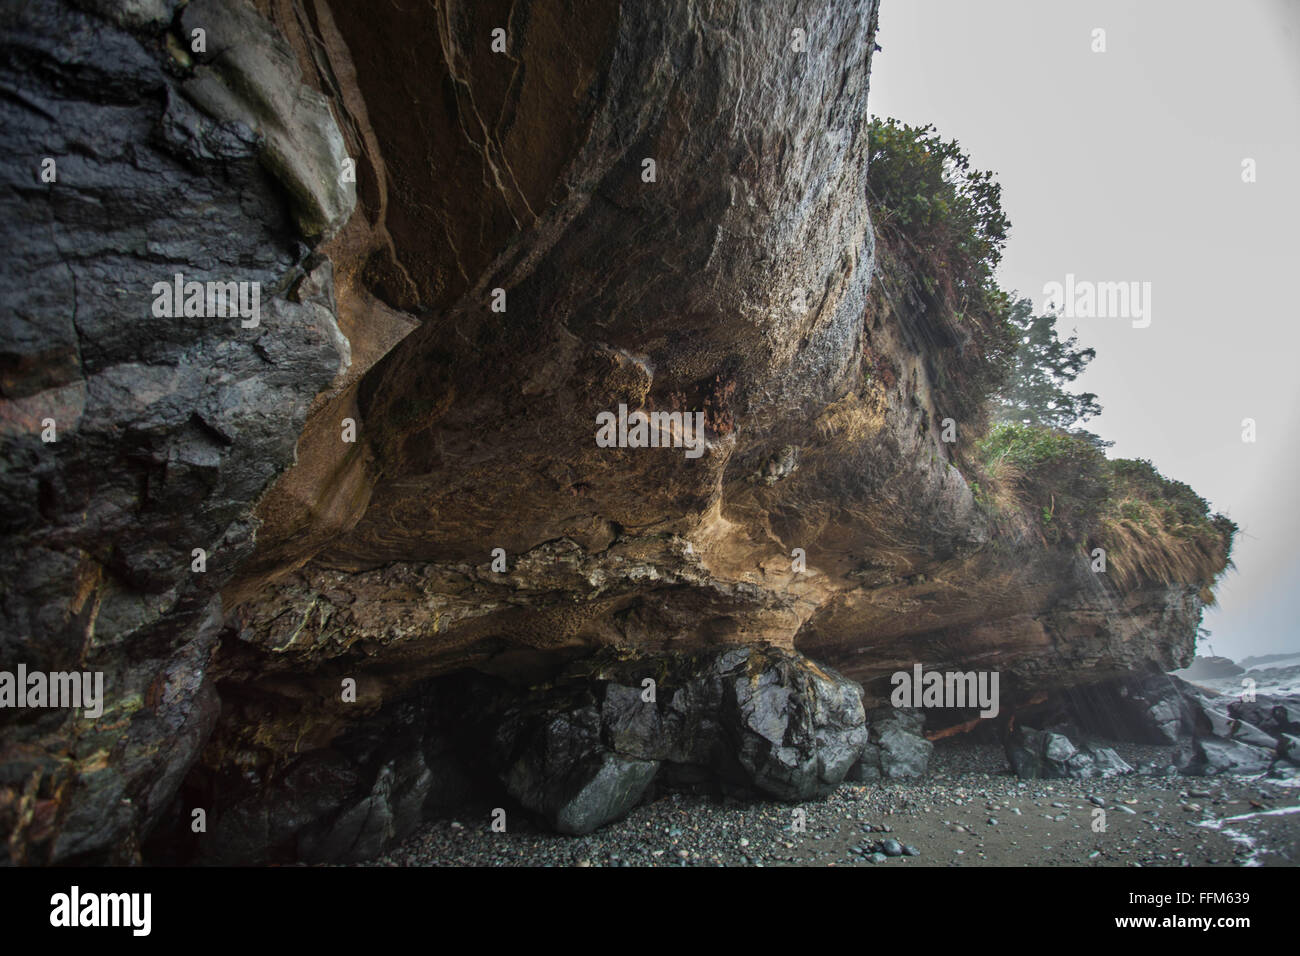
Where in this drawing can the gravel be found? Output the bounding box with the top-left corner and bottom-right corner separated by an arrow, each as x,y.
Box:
367,741 -> 1300,867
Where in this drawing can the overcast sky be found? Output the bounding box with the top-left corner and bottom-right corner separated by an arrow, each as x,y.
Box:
867,0 -> 1300,659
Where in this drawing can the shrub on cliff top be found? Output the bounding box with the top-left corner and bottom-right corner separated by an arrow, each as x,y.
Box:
975,422 -> 1109,542
867,117 -> 1009,293
1098,458 -> 1237,600
868,119 -> 1234,601
866,117 -> 1018,439
974,424 -> 1236,598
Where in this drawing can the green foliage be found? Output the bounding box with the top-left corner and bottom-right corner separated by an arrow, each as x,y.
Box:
868,118 -> 1234,596
975,422 -> 1109,541
867,117 -> 1017,433
978,421 -> 1105,474
1108,458 -> 1237,542
867,117 -> 1009,294
975,425 -> 1237,592
1097,459 -> 1236,598
1119,500 -> 1147,523
868,122 -> 1236,597
994,296 -> 1103,431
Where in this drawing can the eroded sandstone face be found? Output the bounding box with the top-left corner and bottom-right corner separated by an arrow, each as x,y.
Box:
2,0 -> 1217,864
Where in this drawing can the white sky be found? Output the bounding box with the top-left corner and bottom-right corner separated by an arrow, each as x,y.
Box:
867,0 -> 1300,658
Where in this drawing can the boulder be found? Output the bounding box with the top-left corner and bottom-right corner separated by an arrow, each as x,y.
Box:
492,697 -> 661,836
1086,745 -> 1136,777
550,754 -> 662,836
847,708 -> 932,781
725,651 -> 869,799
1005,726 -> 1134,779
492,646 -> 869,830
1200,703 -> 1279,751
1227,695 -> 1300,738
1176,737 -> 1275,776
1114,674 -> 1207,743
1279,734 -> 1300,767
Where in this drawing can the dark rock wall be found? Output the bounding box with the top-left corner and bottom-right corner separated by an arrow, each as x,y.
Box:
0,0 -> 351,862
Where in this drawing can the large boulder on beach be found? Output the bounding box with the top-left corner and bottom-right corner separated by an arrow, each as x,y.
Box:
1227,695 -> 1300,738
1114,674 -> 1209,743
1176,736 -> 1276,776
492,694 -> 661,836
847,708 -> 932,781
491,646 -> 868,832
1005,726 -> 1134,779
1200,703 -> 1280,751
1278,734 -> 1300,767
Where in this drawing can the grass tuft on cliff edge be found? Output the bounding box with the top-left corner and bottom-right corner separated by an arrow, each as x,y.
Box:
973,423 -> 1236,601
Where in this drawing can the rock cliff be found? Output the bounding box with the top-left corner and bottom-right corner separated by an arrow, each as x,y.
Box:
0,0 -> 1231,864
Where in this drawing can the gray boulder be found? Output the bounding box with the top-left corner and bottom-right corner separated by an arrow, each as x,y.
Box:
725,650 -> 869,799
1111,674 -> 1208,743
1227,695 -> 1300,738
493,697 -> 660,836
846,708 -> 932,781
1006,726 -> 1134,779
1086,745 -> 1136,777
1279,734 -> 1300,767
1176,736 -> 1275,776
1201,704 -> 1279,751
492,646 -> 869,832
550,754 -> 661,836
